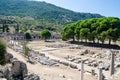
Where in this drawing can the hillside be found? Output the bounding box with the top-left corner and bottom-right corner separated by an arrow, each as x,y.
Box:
0,0 -> 103,31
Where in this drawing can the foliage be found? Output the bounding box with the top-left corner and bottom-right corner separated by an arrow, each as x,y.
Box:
62,17 -> 120,45
2,24 -> 10,32
15,24 -> 19,32
61,23 -> 76,41
24,32 -> 32,41
23,40 -> 29,59
0,0 -> 103,32
41,30 -> 51,41
0,40 -> 6,65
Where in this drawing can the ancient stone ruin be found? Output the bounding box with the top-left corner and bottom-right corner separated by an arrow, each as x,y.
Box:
0,53 -> 41,80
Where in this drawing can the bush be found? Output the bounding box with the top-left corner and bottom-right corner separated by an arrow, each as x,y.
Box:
41,30 -> 51,41
24,32 -> 32,41
0,40 -> 6,65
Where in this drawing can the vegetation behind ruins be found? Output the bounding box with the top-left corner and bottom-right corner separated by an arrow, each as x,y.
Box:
0,0 -> 103,32
62,17 -> 120,45
0,40 -> 6,65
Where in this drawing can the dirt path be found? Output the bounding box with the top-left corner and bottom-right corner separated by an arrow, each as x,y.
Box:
7,47 -> 97,80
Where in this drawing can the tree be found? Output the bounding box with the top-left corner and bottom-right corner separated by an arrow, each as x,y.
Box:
2,24 -> 10,32
24,32 -> 32,41
62,17 -> 120,45
23,40 -> 29,58
0,40 -> 6,65
106,17 -> 120,45
75,26 -> 81,41
2,24 -> 5,32
41,30 -> 51,41
80,28 -> 90,42
98,31 -> 107,44
6,25 -> 10,32
15,24 -> 19,32
61,23 -> 76,42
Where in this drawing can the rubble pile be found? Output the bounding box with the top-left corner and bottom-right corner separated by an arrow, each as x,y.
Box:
46,44 -> 71,48
29,50 -> 58,66
0,53 -> 42,80
24,74 -> 41,80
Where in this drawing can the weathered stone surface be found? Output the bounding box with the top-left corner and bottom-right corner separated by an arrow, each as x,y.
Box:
78,49 -> 89,55
11,60 -> 21,76
11,60 -> 28,78
46,44 -> 70,48
4,68 -> 10,76
65,55 -> 76,62
59,61 -> 69,66
0,78 -> 7,80
5,53 -> 13,63
59,74 -> 65,78
21,62 -> 28,78
0,72 -> 3,78
10,58 -> 18,63
1,61 -> 42,80
29,50 -> 58,66
98,62 -> 110,71
69,64 -> 77,69
24,74 -> 40,80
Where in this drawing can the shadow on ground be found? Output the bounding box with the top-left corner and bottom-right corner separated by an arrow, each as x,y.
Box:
69,41 -> 120,50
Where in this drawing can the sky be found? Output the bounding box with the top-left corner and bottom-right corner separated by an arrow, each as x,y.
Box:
34,0 -> 120,18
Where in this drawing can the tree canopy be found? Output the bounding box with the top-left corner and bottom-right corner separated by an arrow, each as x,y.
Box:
0,0 -> 103,32
24,32 -> 32,41
61,17 -> 120,45
41,30 -> 51,41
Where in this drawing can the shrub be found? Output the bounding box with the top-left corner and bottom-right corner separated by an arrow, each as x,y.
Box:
0,40 -> 6,65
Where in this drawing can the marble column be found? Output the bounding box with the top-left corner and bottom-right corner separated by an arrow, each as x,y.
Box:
80,60 -> 84,80
98,68 -> 102,80
110,52 -> 114,76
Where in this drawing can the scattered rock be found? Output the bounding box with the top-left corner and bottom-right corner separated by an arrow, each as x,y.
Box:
11,60 -> 28,78
59,74 -> 65,78
0,72 -> 3,78
5,53 -> 13,63
69,64 -> 77,69
24,74 -> 40,80
78,49 -> 89,55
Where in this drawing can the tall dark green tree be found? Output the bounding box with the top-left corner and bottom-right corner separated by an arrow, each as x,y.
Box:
106,17 -> 120,45
6,25 -> 10,32
24,32 -> 32,41
62,17 -> 120,45
23,40 -> 29,59
0,40 -> 6,65
61,23 -> 76,42
2,24 -> 9,32
41,30 -> 51,41
2,24 -> 5,32
15,24 -> 19,32
80,28 -> 90,42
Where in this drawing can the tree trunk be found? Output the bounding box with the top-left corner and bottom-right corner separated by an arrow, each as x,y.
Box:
109,39 -> 111,45
77,39 -> 79,42
72,36 -> 75,42
93,38 -> 95,43
102,40 -> 104,44
102,41 -> 104,44
101,39 -> 105,44
81,38 -> 83,42
97,39 -> 99,44
85,39 -> 87,42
